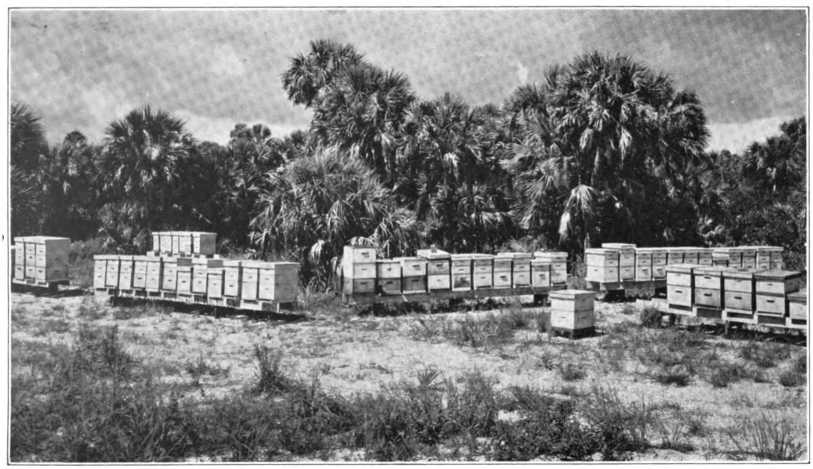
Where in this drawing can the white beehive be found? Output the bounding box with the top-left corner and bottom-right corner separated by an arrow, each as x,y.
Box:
549,289 -> 595,332
15,236 -> 70,283
419,248 -> 451,291
118,255 -> 134,289
585,248 -> 618,283
534,251 -> 567,284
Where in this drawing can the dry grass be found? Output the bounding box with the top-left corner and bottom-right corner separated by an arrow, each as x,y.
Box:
9,293 -> 808,461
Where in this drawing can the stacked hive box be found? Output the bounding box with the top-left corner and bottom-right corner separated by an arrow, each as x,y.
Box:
712,247 -> 739,267
602,243 -> 635,281
222,260 -> 242,300
698,248 -> 713,265
14,236 -> 70,284
633,247 -> 653,281
240,261 -> 300,303
93,255 -> 118,289
666,264 -> 695,315
118,255 -> 134,290
497,252 -> 532,288
584,248 -> 619,283
681,247 -> 700,265
398,256 -> 427,293
651,248 -> 668,279
693,266 -> 727,318
534,251 -> 567,285
531,258 -> 551,288
666,247 -> 685,265
739,247 -> 757,270
207,265 -> 224,299
493,254 -> 513,289
161,256 -> 178,295
754,270 -> 803,321
145,256 -> 163,291
132,256 -> 149,290
788,289 -> 807,322
722,270 -> 755,321
341,246 -> 377,295
152,231 -> 217,256
768,246 -> 784,270
549,289 -> 595,337
471,254 -> 494,289
418,248 -> 451,291
451,254 -> 474,291
376,258 -> 402,294
193,258 -> 221,297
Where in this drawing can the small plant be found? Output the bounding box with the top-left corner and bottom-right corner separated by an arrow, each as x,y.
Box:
578,385 -> 658,460
793,354 -> 806,374
639,306 -> 662,328
558,363 -> 586,381
653,364 -> 691,387
778,369 -> 805,388
253,345 -> 291,394
726,412 -> 805,460
707,361 -> 748,388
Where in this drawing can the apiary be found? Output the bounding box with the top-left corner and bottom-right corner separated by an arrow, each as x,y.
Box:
222,260 -> 242,298
470,254 -> 494,289
633,247 -> 654,281
145,256 -> 163,291
419,248 -> 451,291
697,248 -> 713,265
493,254 -> 513,289
723,270 -> 754,312
451,254 -> 473,291
161,256 -> 178,292
585,248 -> 619,283
132,255 -> 149,289
531,259 -> 551,288
534,251 -> 567,284
788,289 -> 807,321
549,289 -> 595,335
118,255 -> 134,290
693,266 -> 726,309
207,267 -> 224,298
666,264 -> 695,313
754,270 -> 803,317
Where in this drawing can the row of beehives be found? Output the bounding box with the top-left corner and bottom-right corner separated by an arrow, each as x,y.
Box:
150,231 -> 217,256
93,254 -> 300,304
341,246 -> 568,295
585,244 -> 784,283
665,263 -> 805,320
12,236 -> 71,284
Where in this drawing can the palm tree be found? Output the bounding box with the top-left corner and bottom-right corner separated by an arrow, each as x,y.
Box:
281,39 -> 365,107
11,102 -> 48,172
98,106 -> 190,249
250,146 -> 417,288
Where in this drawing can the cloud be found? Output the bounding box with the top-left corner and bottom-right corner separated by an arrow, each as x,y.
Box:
209,44 -> 246,78
706,115 -> 792,153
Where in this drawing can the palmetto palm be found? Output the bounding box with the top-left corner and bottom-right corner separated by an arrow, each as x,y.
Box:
99,106 -> 190,248
281,39 -> 365,108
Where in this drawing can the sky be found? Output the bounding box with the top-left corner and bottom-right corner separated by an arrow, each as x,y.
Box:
9,8 -> 807,153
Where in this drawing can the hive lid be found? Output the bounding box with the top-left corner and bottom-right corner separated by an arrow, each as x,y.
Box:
416,248 -> 451,259
753,270 -> 803,281
450,253 -> 475,260
394,256 -> 425,262
376,258 -> 402,264
635,247 -> 666,253
549,289 -> 596,300
788,289 -> 807,302
496,251 -> 533,259
723,269 -> 754,279
665,263 -> 696,273
222,259 -> 242,267
585,248 -> 618,255
694,266 -> 731,276
534,250 -> 567,259
601,243 -> 636,249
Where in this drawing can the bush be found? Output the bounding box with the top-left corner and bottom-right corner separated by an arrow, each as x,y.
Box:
578,386 -> 657,459
707,361 -> 748,388
778,370 -> 805,388
653,364 -> 691,387
253,345 -> 293,394
726,412 -> 805,460
639,307 -> 662,328
559,363 -> 586,381
739,342 -> 790,369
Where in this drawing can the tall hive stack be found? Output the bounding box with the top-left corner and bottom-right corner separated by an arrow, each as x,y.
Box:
493,254 -> 514,289
398,256 -> 428,293
633,247 -> 653,281
341,246 -> 377,295
534,251 -> 568,285
496,252 -> 532,288
693,266 -> 728,319
418,248 -> 451,291
376,258 -> 402,295
698,248 -> 713,266
739,247 -> 757,270
239,260 -> 300,304
712,247 -> 739,267
666,264 -> 695,315
450,254 -> 474,291
584,248 -> 619,284
549,289 -> 595,338
601,243 -> 635,281
13,236 -> 70,284
722,270 -> 755,321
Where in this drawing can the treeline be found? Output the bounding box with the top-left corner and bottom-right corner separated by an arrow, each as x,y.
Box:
10,41 -> 806,287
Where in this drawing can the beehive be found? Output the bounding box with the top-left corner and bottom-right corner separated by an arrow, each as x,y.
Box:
159,232 -> 174,254
13,243 -> 24,280
697,248 -> 713,265
192,232 -> 217,256
767,246 -> 784,270
534,251 -> 567,284
640,247 -> 667,279
471,254 -> 494,289
15,236 -> 70,283
530,259 -> 551,288
193,258 -> 222,294
176,262 -> 193,294
222,260 -> 242,297
161,256 -> 178,292
418,248 -> 451,291
693,266 -> 726,309
255,261 -> 300,303
712,247 -> 739,267
396,256 -> 427,293
584,248 -> 619,283
152,231 -> 217,256
601,244 -> 635,280
118,255 -> 134,290
633,248 -> 654,281
207,266 -> 224,298
132,255 -> 149,289
723,270 -> 754,312
151,232 -> 161,254
788,289 -> 807,321
492,254 -> 513,289
666,247 -> 685,265
342,246 -> 377,295
451,254 -> 473,291
93,255 -> 119,289
754,270 -> 803,317
666,264 -> 695,311
378,277 -> 402,295
739,247 -> 757,270
509,253 -> 533,287
145,256 -> 163,291
549,289 -> 595,333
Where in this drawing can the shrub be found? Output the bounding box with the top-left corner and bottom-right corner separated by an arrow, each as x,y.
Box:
254,345 -> 292,394
739,342 -> 790,369
559,363 -> 586,381
653,364 -> 691,387
778,370 -> 805,388
726,412 -> 805,460
639,307 -> 662,328
707,361 -> 748,388
793,354 -> 806,374
578,386 -> 657,459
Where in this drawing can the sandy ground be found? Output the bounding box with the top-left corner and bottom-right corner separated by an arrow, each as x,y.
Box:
10,291 -> 808,461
